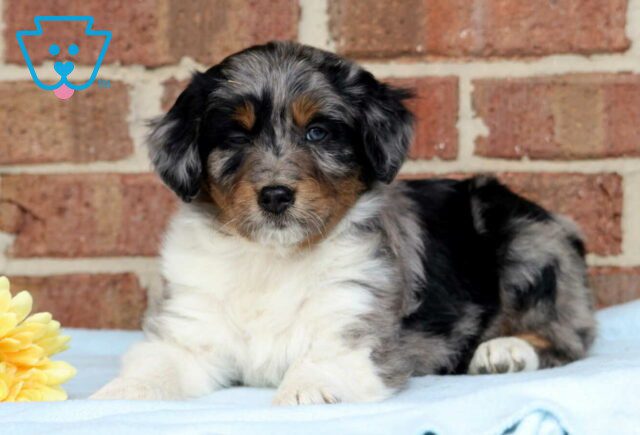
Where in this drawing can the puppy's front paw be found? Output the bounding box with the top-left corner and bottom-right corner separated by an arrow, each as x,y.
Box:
90,377 -> 166,400
273,382 -> 340,406
468,337 -> 539,374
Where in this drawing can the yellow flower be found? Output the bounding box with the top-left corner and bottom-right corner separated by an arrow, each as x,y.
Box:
0,276 -> 76,402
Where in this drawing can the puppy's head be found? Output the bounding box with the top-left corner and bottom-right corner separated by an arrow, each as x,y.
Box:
149,42 -> 413,246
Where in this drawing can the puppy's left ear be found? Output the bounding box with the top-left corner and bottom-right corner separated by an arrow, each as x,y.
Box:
357,72 -> 414,183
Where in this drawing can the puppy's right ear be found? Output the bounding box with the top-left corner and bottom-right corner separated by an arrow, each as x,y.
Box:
148,72 -> 215,202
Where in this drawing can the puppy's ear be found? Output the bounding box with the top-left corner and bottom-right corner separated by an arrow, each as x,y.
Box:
148,72 -> 215,202
356,72 -> 413,184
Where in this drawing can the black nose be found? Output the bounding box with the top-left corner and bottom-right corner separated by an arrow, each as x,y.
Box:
258,185 -> 295,214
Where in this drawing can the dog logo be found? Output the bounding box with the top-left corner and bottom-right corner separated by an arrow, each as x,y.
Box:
16,16 -> 111,100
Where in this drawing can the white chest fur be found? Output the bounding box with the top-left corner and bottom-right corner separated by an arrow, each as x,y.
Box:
153,204 -> 386,387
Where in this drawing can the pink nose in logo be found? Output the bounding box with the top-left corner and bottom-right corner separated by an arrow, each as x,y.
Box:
53,84 -> 74,100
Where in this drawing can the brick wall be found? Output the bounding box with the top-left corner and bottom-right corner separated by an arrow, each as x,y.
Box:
1,0 -> 639,329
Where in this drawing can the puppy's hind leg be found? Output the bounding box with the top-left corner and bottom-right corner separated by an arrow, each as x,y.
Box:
91,340 -> 218,400
467,177 -> 596,375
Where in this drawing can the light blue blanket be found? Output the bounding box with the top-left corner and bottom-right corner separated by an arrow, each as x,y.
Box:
2,301 -> 639,435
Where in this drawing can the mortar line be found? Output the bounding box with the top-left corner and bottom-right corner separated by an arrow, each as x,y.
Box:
455,74 -> 487,162
125,73 -> 167,168
2,252 -> 636,273
364,56 -> 640,79
298,0 -> 335,51
1,255 -> 165,300
0,0 -> 5,64
0,232 -> 15,274
0,160 -> 153,174
623,172 -> 640,259
4,55 -> 640,82
398,158 -> 640,174
456,76 -> 472,161
2,256 -> 159,275
2,156 -> 639,175
627,0 -> 640,56
0,59 -> 206,84
586,254 -> 640,268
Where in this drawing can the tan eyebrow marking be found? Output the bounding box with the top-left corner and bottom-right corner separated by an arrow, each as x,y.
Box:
232,100 -> 255,130
292,95 -> 320,127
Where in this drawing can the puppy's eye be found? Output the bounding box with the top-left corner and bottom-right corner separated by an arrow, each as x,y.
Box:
305,126 -> 328,142
227,134 -> 250,145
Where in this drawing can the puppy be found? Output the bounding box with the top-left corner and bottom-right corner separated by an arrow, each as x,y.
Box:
92,42 -> 595,404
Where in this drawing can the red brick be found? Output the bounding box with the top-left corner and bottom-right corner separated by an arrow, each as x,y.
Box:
5,0 -> 299,67
0,174 -> 177,257
388,77 -> 458,160
0,202 -> 23,233
329,0 -> 630,59
589,267 -> 640,307
162,78 -> 189,112
8,273 -> 146,329
0,82 -> 132,164
474,74 -> 640,160
400,172 -> 622,256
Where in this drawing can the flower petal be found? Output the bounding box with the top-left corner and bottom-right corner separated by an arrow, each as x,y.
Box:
0,378 -> 8,401
5,344 -> 45,366
0,337 -> 23,353
25,312 -> 52,324
41,360 -> 77,385
16,366 -> 45,381
12,321 -> 47,342
6,379 -> 24,402
9,331 -> 35,345
37,335 -> 71,356
19,384 -> 68,402
0,277 -> 11,312
9,291 -> 33,324
0,312 -> 18,338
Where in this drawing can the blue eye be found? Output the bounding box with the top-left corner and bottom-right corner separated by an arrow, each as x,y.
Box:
68,44 -> 79,56
305,126 -> 328,142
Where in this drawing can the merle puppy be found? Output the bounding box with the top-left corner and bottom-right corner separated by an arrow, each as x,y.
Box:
92,42 -> 595,404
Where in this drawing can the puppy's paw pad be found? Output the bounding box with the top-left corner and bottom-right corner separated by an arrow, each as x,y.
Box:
468,337 -> 539,375
90,378 -> 165,400
273,383 -> 340,406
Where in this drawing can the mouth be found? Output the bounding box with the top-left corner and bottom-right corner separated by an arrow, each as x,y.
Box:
263,208 -> 326,239
261,210 -> 295,229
